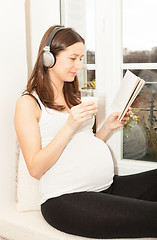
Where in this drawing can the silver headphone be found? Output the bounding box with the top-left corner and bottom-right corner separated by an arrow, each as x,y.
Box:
42,27 -> 64,68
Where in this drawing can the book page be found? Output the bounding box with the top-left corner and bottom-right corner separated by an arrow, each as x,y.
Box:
111,70 -> 145,121
118,78 -> 145,120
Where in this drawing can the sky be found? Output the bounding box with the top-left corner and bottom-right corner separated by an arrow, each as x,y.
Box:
123,0 -> 157,51
85,0 -> 157,52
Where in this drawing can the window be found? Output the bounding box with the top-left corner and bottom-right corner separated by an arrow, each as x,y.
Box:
60,0 -> 96,89
122,0 -> 157,162
60,0 -> 157,173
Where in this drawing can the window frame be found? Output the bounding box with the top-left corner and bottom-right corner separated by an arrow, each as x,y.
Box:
122,1 -> 157,171
95,0 -> 157,175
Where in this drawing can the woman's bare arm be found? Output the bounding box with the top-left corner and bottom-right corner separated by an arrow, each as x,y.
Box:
95,111 -> 130,142
14,96 -> 97,179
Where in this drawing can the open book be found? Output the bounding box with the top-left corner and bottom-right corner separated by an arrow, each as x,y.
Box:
111,70 -> 145,121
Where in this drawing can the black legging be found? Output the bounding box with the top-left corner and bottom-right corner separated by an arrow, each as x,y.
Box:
41,169 -> 157,239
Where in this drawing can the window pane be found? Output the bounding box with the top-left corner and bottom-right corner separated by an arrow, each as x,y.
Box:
86,0 -> 95,64
87,50 -> 95,64
80,70 -> 95,89
60,0 -> 95,64
60,0 -> 96,86
123,70 -> 157,162
87,70 -> 95,88
123,69 -> 157,83
123,0 -> 157,63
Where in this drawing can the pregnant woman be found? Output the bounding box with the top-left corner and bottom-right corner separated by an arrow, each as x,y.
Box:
14,25 -> 157,239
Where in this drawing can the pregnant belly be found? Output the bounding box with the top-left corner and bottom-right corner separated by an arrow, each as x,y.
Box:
46,132 -> 114,191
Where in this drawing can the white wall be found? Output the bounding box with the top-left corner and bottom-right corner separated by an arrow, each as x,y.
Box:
0,0 -> 60,202
26,0 -> 60,76
0,0 -> 27,201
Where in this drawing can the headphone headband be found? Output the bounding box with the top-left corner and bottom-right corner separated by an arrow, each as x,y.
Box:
46,27 -> 65,48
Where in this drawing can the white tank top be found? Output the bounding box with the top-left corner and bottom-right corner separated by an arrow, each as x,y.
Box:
33,93 -> 114,204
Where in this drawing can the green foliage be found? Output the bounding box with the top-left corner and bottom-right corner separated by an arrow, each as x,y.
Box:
82,79 -> 96,89
123,108 -> 140,129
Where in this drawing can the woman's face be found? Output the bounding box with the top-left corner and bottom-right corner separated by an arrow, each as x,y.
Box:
50,42 -> 84,83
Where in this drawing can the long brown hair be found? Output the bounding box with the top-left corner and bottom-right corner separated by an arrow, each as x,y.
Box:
25,25 -> 85,110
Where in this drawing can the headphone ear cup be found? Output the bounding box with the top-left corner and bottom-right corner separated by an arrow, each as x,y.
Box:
42,51 -> 56,68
